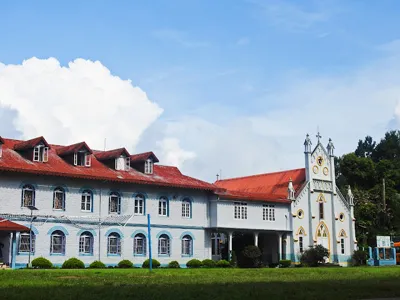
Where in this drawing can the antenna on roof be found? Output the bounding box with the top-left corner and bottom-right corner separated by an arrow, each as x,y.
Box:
104,138 -> 107,151
216,174 -> 219,181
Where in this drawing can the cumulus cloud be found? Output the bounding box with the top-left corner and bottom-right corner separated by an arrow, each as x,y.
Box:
0,57 -> 163,151
155,138 -> 196,168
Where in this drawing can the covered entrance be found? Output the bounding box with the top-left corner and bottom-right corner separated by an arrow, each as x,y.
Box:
0,218 -> 30,269
210,229 -> 291,266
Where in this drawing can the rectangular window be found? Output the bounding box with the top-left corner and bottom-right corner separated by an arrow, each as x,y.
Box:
134,237 -> 146,255
22,189 -> 34,207
340,238 -> 345,254
299,236 -> 304,253
74,152 -> 90,167
234,202 -> 247,219
33,146 -> 48,162
79,236 -> 92,254
158,238 -> 170,255
263,205 -> 276,221
19,233 -> 35,253
145,160 -> 153,174
109,195 -> 120,214
134,199 -> 144,215
182,239 -> 192,255
53,191 -> 64,210
159,200 -> 168,216
182,201 -> 191,218
51,235 -> 65,254
81,193 -> 92,212
108,237 -> 121,255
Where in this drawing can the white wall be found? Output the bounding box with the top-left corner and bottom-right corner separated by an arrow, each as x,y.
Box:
212,199 -> 291,231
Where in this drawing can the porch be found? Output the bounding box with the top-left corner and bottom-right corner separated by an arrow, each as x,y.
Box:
210,229 -> 292,266
0,218 -> 30,269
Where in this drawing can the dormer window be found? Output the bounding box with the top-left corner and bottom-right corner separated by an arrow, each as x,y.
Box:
74,151 -> 91,167
145,159 -> 153,174
33,145 -> 49,162
115,156 -> 130,171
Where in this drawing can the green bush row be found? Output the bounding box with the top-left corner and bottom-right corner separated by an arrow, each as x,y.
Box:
31,257 -> 231,269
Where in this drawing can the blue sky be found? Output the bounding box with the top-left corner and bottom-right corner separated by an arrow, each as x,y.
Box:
1,0 -> 400,181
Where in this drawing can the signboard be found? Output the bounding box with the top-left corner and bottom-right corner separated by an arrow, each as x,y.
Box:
377,236 -> 391,248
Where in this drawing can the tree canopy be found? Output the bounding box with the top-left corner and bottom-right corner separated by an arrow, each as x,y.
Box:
336,130 -> 400,246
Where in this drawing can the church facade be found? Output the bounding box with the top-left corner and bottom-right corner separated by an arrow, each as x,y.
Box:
0,134 -> 356,268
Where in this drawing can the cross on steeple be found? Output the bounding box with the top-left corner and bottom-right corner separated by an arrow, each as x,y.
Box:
316,131 -> 322,143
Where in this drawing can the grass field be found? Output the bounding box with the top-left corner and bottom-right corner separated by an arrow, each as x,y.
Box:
1,267 -> 400,300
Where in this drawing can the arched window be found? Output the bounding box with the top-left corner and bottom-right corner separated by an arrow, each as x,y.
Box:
53,187 -> 65,210
158,234 -> 170,255
181,235 -> 193,256
297,227 -> 306,254
159,196 -> 168,216
81,190 -> 93,212
319,202 -> 324,220
21,184 -> 35,207
133,233 -> 146,256
79,231 -> 94,255
182,198 -> 191,218
134,194 -> 145,215
339,230 -> 347,255
109,192 -> 121,214
107,232 -> 121,255
50,230 -> 66,255
18,232 -> 35,253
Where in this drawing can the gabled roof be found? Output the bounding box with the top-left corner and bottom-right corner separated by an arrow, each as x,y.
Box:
130,151 -> 159,163
215,168 -> 306,202
57,141 -> 93,156
95,148 -> 130,161
0,137 -> 4,144
0,138 -> 216,191
13,136 -> 50,151
0,218 -> 30,232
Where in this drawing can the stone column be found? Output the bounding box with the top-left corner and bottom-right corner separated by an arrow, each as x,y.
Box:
11,232 -> 17,269
278,233 -> 283,261
254,232 -> 259,247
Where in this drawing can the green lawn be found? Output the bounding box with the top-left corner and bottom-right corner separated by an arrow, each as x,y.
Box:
1,267 -> 400,300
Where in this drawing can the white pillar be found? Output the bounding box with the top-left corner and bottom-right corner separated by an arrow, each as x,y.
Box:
278,233 -> 282,261
228,231 -> 233,260
254,232 -> 259,247
285,234 -> 291,260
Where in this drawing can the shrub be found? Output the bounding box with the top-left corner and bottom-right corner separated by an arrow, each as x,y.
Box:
300,245 -> 329,267
230,251 -> 237,267
142,259 -> 161,269
241,245 -> 262,268
269,262 -> 279,268
279,259 -> 292,268
202,259 -> 216,268
118,260 -> 133,268
62,257 -> 85,269
352,249 -> 368,266
168,261 -> 180,268
89,261 -> 106,269
216,260 -> 230,268
186,259 -> 202,268
31,257 -> 52,269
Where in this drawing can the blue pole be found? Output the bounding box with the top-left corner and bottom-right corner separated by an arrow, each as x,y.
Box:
147,214 -> 152,271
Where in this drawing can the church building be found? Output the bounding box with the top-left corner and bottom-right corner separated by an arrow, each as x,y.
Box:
0,133 -> 356,268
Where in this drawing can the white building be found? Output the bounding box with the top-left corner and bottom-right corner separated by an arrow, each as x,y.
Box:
0,134 -> 356,268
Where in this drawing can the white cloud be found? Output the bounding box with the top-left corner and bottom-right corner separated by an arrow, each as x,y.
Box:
0,57 -> 163,151
155,138 -> 196,168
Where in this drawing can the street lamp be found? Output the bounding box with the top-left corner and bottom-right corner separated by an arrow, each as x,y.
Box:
27,205 -> 38,268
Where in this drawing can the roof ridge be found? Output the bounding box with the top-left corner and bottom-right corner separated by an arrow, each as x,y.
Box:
216,167 -> 305,183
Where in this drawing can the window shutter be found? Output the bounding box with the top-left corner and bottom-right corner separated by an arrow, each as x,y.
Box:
85,153 -> 91,167
73,153 -> 78,165
43,147 -> 49,162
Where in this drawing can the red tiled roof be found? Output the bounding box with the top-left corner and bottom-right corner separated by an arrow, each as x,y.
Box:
0,218 -> 30,232
95,148 -> 130,161
57,141 -> 93,156
0,138 -> 216,191
215,168 -> 306,202
14,136 -> 50,151
130,151 -> 159,163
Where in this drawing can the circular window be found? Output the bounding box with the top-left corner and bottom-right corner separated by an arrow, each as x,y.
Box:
297,209 -> 304,219
339,213 -> 345,222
